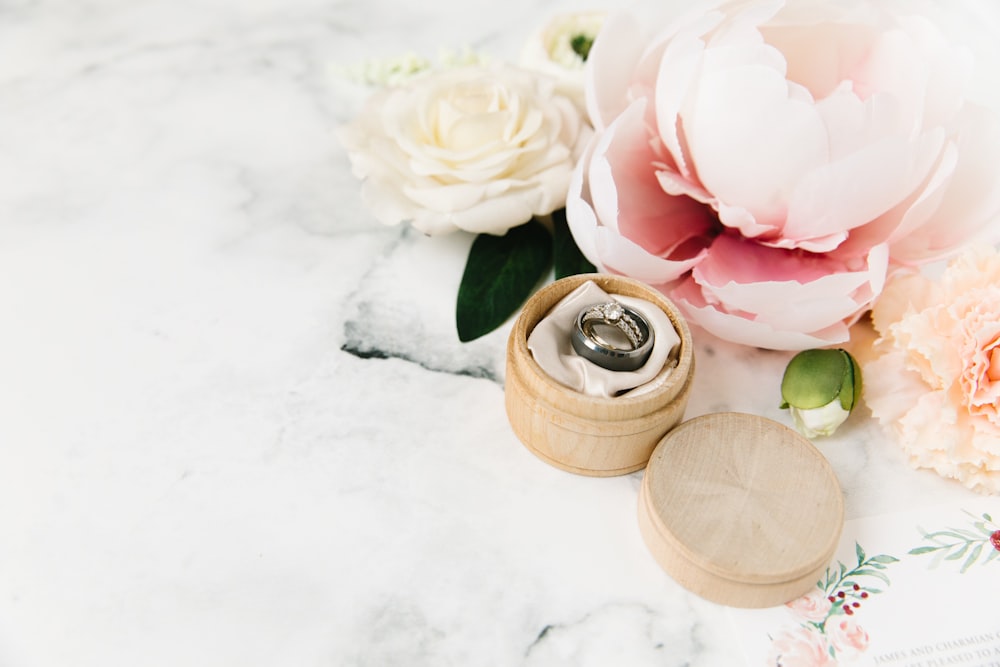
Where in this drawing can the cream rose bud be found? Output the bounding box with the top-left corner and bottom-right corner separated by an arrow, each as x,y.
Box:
519,11 -> 605,108
338,64 -> 588,236
781,349 -> 862,438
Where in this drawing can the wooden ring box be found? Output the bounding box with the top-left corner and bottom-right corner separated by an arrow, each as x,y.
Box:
504,274 -> 694,476
638,412 -> 844,608
505,276 -> 844,608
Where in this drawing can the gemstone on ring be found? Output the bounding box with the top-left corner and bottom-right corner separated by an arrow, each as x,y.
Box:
571,301 -> 655,372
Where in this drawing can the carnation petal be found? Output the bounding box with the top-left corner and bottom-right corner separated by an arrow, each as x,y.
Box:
869,269 -> 936,336
862,351 -> 929,426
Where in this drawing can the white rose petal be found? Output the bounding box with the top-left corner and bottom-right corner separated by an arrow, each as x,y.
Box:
520,11 -> 605,109
339,64 -> 589,236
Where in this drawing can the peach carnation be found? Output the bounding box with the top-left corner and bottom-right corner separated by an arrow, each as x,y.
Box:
863,247 -> 1000,494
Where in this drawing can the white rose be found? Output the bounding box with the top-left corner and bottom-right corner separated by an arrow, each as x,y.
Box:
339,64 -> 588,236
519,11 -> 605,108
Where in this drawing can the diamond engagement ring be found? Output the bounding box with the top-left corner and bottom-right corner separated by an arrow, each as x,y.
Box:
571,301 -> 654,372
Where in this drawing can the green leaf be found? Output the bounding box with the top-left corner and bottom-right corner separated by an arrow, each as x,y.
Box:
855,543 -> 866,566
956,528 -> 986,540
908,546 -> 939,556
985,548 -> 1000,564
962,543 -> 984,574
984,513 -> 993,522
924,530 -> 971,542
456,220 -> 552,342
869,554 -> 900,564
552,208 -> 596,280
854,568 -> 891,586
944,542 -> 971,561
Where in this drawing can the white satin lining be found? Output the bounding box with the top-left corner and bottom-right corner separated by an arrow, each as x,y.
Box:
527,281 -> 680,397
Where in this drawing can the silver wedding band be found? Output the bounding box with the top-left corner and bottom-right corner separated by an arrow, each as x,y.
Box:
571,301 -> 654,372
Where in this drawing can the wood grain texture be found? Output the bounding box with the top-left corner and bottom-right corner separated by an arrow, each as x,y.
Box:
637,413 -> 844,608
504,274 -> 694,476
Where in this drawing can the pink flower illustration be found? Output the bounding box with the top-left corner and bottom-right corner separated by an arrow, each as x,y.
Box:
827,616 -> 870,662
567,0 -> 1000,349
785,588 -> 832,624
766,625 -> 836,667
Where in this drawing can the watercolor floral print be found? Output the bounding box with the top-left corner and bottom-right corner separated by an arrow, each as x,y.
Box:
909,511 -> 1000,573
766,510 -> 1000,665
765,543 -> 897,666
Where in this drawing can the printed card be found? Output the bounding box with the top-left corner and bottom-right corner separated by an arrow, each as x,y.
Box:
730,501 -> 1000,666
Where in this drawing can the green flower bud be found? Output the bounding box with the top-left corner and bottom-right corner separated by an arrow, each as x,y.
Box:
780,348 -> 862,438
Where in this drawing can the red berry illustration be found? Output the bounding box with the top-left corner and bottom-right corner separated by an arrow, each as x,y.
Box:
860,592 -> 869,599
991,530 -> 1000,552
844,606 -> 854,615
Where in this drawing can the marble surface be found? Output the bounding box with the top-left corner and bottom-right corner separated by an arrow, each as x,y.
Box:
0,1 -> 980,666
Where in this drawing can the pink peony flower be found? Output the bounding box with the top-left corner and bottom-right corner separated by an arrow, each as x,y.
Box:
827,616 -> 870,662
785,588 -> 833,624
766,625 -> 836,667
567,0 -> 1000,349
863,246 -> 1000,494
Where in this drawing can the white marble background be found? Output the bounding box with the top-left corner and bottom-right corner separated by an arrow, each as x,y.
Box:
0,1 -> 978,666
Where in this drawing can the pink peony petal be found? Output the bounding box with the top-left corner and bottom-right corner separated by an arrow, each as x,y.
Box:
780,129 -> 943,251
589,99 -> 717,255
689,236 -> 887,332
836,138 -> 957,261
653,9 -> 726,182
890,104 -> 1000,263
565,134 -> 604,268
760,14 -> 879,101
684,39 -> 829,234
673,277 -> 852,350
585,12 -> 646,132
595,227 -> 707,285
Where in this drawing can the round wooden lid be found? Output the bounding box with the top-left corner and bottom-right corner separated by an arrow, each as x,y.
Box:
638,412 -> 844,607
